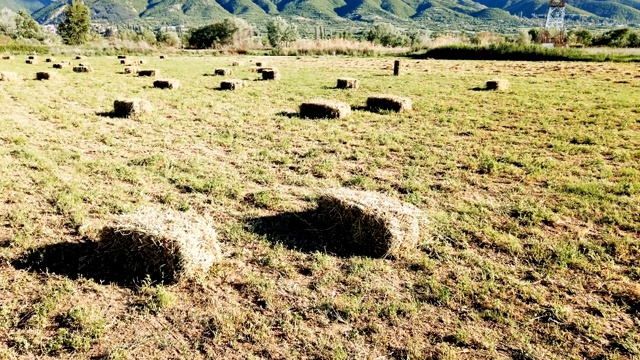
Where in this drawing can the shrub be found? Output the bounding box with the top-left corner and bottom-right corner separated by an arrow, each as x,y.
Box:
188,19 -> 241,49
266,17 -> 298,48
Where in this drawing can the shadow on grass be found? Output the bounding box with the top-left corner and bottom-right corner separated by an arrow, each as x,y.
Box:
95,111 -> 122,118
245,210 -> 374,258
12,239 -> 144,287
470,87 -> 491,91
275,111 -> 300,118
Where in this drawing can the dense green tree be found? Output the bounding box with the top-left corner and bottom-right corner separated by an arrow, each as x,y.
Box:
571,29 -> 593,46
266,17 -> 298,48
188,19 -> 239,49
364,23 -> 409,47
57,0 -> 91,45
528,28 -> 543,43
0,9 -> 45,41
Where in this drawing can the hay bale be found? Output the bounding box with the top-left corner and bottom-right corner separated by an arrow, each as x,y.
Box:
138,59 -> 146,65
153,79 -> 180,89
97,207 -> 221,283
366,95 -> 412,113
36,71 -> 57,80
138,69 -> 158,77
159,55 -> 165,59
220,79 -> 244,90
231,61 -> 240,66
486,79 -> 509,91
28,55 -> 36,60
121,59 -> 132,65
0,72 -> 19,82
73,65 -> 93,73
113,98 -> 152,117
214,68 -> 232,76
255,61 -> 265,67
300,99 -> 351,119
45,58 -> 54,63
117,55 -> 127,59
248,66 -> 259,72
75,55 -> 83,60
124,66 -> 139,75
25,59 -> 37,64
2,55 -> 13,60
317,188 -> 428,258
52,63 -> 66,69
262,68 -> 280,80
336,77 -> 359,89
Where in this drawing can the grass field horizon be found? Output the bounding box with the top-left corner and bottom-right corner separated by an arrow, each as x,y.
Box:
0,55 -> 639,359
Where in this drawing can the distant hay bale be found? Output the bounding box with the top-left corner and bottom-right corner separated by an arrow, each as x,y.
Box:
97,207 -> 221,283
255,61 -> 265,67
121,60 -> 132,65
75,56 -> 83,60
0,72 -> 19,82
36,71 -> 57,80
153,79 -> 180,89
52,63 -> 65,69
231,61 -> 240,66
159,55 -> 165,59
300,99 -> 351,119
124,66 -> 139,75
256,67 -> 273,73
138,59 -> 146,65
220,79 -> 244,90
45,58 -> 54,63
113,98 -> 152,117
248,66 -> 259,72
336,77 -> 359,89
2,55 -> 13,60
73,65 -> 93,73
486,79 -> 509,91
366,95 -> 412,113
214,68 -> 232,76
28,55 -> 36,60
317,188 -> 428,258
117,55 -> 127,59
262,68 -> 280,80
25,59 -> 37,64
138,69 -> 158,77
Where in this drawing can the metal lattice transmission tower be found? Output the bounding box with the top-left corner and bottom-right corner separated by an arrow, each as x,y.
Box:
544,0 -> 566,45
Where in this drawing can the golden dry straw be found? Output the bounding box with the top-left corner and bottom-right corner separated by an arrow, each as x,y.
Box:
138,69 -> 158,77
113,98 -> 152,117
366,95 -> 412,112
0,72 -> 19,81
97,207 -> 221,283
36,71 -> 57,80
124,66 -> 139,75
300,99 -> 351,119
52,63 -> 65,69
2,55 -> 13,60
153,79 -> 180,89
336,77 -> 359,89
262,68 -> 280,80
486,79 -> 509,91
317,188 -> 428,258
220,79 -> 244,90
73,65 -> 93,73
25,59 -> 37,64
214,68 -> 232,76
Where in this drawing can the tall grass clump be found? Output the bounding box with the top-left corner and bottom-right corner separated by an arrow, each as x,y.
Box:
272,39 -> 410,56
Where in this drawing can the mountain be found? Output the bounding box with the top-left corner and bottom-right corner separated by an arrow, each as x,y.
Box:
2,0 -> 640,25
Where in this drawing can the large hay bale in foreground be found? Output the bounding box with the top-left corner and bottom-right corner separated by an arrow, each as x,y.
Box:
262,69 -> 280,80
36,71 -> 57,80
0,72 -> 19,82
486,79 -> 509,91
220,79 -> 244,90
336,77 -> 359,89
138,69 -> 158,77
113,98 -> 152,117
73,65 -> 93,73
214,68 -> 232,76
317,188 -> 428,258
300,99 -> 351,119
153,79 -> 180,89
98,207 -> 221,283
366,95 -> 412,113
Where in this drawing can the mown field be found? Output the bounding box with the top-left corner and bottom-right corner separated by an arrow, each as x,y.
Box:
0,54 -> 639,359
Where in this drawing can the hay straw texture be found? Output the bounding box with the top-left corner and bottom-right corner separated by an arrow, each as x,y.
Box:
486,79 -> 509,91
53,63 -> 66,69
300,99 -> 351,119
25,59 -> 37,64
73,65 -> 93,73
0,72 -> 19,81
336,78 -> 359,89
36,71 -> 57,80
262,69 -> 280,80
214,68 -> 232,76
366,95 -> 412,113
97,207 -> 221,283
153,79 -> 180,89
124,66 -> 139,74
317,188 -> 428,258
220,79 -> 244,90
138,69 -> 158,77
113,98 -> 152,117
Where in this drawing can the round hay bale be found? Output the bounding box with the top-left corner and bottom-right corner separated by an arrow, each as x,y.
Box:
486,79 -> 509,91
214,68 -> 232,76
336,77 -> 359,89
124,66 -> 139,75
153,79 -> 180,89
36,71 -> 57,80
52,63 -> 66,69
317,188 -> 428,258
262,68 -> 280,81
97,207 -> 221,283
300,99 -> 351,119
0,72 -> 19,82
113,98 -> 153,117
220,79 -> 244,90
366,95 -> 412,113
138,69 -> 158,77
25,59 -> 37,64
